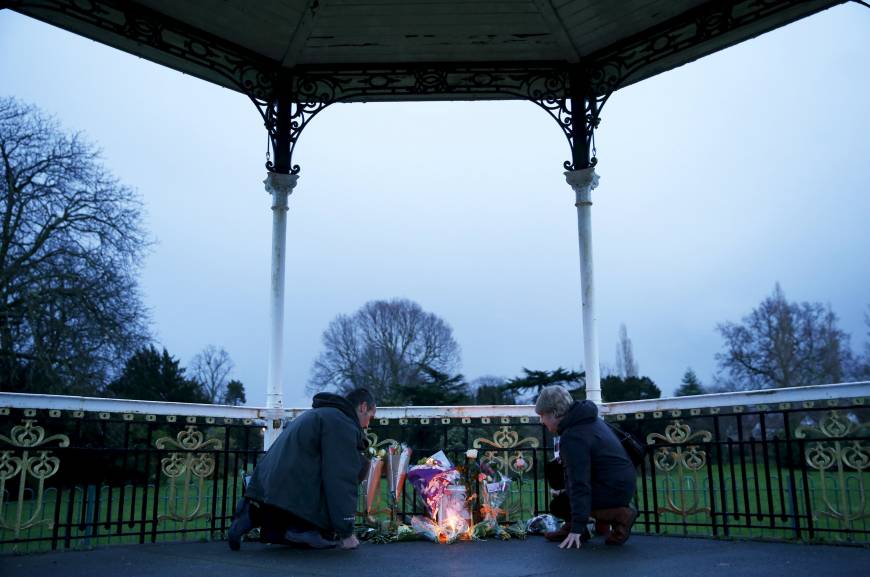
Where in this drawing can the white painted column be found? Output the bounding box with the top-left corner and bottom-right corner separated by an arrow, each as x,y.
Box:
565,167 -> 601,405
263,172 -> 298,449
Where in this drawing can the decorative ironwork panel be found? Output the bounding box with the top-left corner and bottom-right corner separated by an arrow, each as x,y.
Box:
255,64 -> 590,174
796,410 -> 869,526
155,426 -> 223,525
288,64 -> 570,102
584,0 -> 838,95
365,430 -> 399,451
0,419 -> 69,540
646,420 -> 713,517
473,425 -> 539,477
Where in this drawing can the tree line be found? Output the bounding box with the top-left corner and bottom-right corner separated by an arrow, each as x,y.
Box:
307,289 -> 870,404
305,298 -> 665,404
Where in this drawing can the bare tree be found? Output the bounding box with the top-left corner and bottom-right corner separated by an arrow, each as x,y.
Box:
852,305 -> 870,380
865,306 -> 870,359
715,283 -> 851,390
190,345 -> 234,403
615,323 -> 638,378
308,298 -> 461,403
0,97 -> 149,394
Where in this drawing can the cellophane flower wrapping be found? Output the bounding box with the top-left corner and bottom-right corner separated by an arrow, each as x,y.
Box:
406,452 -> 457,519
480,474 -> 511,527
395,523 -> 418,541
410,515 -> 442,543
438,484 -> 472,539
385,444 -> 412,504
526,514 -> 560,535
364,457 -> 384,517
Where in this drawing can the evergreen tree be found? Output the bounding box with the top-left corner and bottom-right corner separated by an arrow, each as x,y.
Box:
469,375 -> 515,404
223,379 -> 247,405
387,364 -> 470,405
601,375 -> 661,402
474,384 -> 516,405
675,368 -> 705,396
106,346 -> 207,403
503,367 -> 585,397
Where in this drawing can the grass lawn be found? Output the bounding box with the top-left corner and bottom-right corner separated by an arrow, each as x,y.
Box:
4,466 -> 867,553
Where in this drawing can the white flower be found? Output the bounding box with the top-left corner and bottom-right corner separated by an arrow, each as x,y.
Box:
465,449 -> 478,460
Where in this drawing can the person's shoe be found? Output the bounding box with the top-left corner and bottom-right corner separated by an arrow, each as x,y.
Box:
284,529 -> 337,549
600,507 -> 637,546
544,521 -> 571,542
594,521 -> 611,536
228,498 -> 254,551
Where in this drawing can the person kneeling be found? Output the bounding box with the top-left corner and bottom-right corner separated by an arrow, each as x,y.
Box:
228,388 -> 376,551
535,385 -> 637,549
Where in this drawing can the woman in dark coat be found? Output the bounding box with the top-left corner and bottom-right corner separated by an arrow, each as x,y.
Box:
535,385 -> 637,549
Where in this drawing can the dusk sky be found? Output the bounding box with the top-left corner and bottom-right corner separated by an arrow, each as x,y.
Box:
2,4 -> 868,407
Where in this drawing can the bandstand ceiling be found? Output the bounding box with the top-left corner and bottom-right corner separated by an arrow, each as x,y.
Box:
8,0 -> 844,101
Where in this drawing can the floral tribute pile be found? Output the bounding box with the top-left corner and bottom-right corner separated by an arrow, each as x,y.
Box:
360,447 -> 540,544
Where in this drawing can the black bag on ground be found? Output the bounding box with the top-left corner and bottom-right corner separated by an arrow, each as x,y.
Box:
606,422 -> 647,468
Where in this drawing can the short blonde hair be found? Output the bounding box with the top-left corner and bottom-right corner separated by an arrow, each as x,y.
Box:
535,385 -> 575,417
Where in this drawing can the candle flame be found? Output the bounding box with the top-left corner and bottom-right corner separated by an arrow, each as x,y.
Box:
434,510 -> 474,543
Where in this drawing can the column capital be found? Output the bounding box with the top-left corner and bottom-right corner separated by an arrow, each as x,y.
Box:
564,166 -> 599,192
564,167 -> 599,207
263,172 -> 299,197
264,172 -> 298,212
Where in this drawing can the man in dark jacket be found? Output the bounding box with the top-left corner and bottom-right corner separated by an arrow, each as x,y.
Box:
228,388 -> 375,551
535,385 -> 637,549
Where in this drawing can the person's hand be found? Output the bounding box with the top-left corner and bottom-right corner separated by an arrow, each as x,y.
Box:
559,532 -> 583,549
339,535 -> 359,550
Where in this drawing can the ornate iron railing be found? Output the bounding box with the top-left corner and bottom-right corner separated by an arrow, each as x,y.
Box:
0,397 -> 265,553
1,382 -> 867,553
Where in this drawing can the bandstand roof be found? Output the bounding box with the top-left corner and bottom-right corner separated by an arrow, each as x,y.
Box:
8,0 -> 843,102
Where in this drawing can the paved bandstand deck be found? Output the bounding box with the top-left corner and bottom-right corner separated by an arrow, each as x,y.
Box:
4,535 -> 868,577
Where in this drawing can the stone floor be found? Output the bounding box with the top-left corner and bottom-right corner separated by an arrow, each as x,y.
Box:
4,535 -> 869,577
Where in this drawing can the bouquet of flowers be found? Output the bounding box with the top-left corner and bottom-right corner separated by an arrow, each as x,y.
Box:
480,473 -> 511,526
406,450 -> 458,519
364,447 -> 387,520
385,444 -> 412,506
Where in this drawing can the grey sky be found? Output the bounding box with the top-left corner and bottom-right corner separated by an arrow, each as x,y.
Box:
1,5 -> 868,407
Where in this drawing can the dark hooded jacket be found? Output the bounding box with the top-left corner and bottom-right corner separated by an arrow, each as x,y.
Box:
558,400 -> 636,529
245,393 -> 366,538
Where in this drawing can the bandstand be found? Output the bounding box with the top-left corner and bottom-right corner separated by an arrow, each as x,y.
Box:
2,0 -> 849,447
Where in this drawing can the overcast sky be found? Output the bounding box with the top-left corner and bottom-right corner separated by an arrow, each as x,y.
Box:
2,4 -> 868,407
